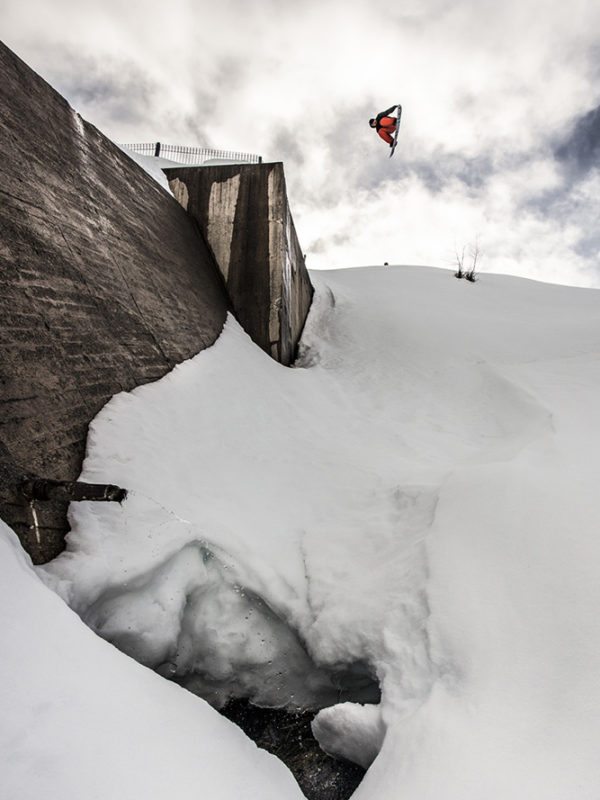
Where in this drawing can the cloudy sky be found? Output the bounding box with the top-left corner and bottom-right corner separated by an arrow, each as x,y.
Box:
3,0 -> 600,286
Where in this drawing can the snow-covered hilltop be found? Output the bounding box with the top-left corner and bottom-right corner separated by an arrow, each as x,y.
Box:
3,265 -> 600,799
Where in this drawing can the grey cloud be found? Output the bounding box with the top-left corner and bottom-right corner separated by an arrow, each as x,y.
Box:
555,104 -> 600,174
407,151 -> 496,193
376,0 -> 456,30
542,187 -> 600,264
212,55 -> 247,93
164,110 -> 214,150
308,230 -> 353,257
587,42 -> 600,82
573,230 -> 600,261
179,89 -> 220,149
318,100 -> 400,195
515,103 -> 600,254
353,146 -> 498,197
268,124 -> 306,168
308,238 -> 328,255
41,46 -> 158,128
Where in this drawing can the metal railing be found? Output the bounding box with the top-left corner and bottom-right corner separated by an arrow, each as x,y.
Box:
121,142 -> 262,165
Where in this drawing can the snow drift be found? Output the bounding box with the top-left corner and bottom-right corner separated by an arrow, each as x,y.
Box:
4,264 -> 600,799
0,521 -> 303,800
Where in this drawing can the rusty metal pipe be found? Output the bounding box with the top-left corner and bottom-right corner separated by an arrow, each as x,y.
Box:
19,478 -> 127,503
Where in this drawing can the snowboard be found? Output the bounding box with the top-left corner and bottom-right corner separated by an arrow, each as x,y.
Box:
389,104 -> 403,158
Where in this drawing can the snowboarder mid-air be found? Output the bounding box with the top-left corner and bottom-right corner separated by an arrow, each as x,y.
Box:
369,104 -> 402,155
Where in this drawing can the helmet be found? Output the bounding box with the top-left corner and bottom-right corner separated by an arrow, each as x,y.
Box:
369,118 -> 376,127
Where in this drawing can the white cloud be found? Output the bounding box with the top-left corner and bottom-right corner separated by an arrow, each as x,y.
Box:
2,0 -> 600,285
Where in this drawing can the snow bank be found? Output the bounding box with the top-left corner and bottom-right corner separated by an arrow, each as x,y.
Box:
118,146 -> 174,193
117,148 -> 250,192
38,265 -> 600,798
0,520 -> 303,800
311,702 -> 385,768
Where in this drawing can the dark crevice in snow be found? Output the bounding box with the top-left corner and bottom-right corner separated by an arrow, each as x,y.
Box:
73,489 -> 384,796
170,660 -> 380,798
169,656 -> 380,798
221,700 -> 366,800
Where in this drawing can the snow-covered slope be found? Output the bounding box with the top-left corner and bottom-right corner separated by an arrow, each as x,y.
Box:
0,522 -> 303,800
5,265 -> 600,798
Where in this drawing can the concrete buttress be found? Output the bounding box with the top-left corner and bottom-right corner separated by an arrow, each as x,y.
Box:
164,163 -> 314,366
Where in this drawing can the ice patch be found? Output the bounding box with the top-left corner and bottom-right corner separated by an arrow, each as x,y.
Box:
71,109 -> 85,138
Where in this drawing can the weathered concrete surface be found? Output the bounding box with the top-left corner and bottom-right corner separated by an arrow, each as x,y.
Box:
0,41 -> 229,562
165,163 -> 314,365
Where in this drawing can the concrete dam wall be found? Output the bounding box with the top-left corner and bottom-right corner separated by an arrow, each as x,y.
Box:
0,41 -> 313,562
165,164 -> 313,366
